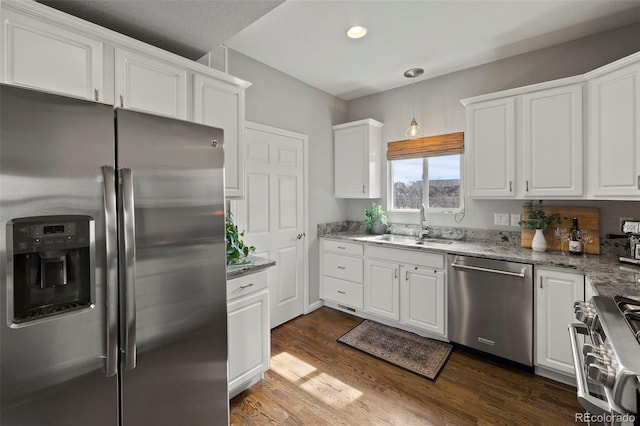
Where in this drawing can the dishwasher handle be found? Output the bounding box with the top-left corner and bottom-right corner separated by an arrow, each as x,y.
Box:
450,262 -> 527,278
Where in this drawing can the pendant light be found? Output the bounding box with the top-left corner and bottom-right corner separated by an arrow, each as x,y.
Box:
404,68 -> 424,139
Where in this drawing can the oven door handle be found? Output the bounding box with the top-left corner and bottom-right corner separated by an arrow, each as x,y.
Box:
568,323 -> 612,415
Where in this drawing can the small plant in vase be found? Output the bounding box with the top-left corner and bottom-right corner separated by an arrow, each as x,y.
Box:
226,212 -> 256,265
364,203 -> 388,235
519,201 -> 561,252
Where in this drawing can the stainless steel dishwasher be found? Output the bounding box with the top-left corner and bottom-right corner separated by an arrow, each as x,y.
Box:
447,254 -> 533,366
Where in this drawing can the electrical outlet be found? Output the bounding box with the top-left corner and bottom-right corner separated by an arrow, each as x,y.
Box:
510,214 -> 521,227
494,213 -> 509,226
620,217 -> 634,231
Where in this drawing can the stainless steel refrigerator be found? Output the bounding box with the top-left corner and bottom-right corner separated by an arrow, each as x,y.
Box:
0,84 -> 228,425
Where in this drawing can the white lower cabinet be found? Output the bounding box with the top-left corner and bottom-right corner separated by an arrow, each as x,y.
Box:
400,266 -> 446,336
364,259 -> 400,321
320,239 -> 364,310
227,270 -> 270,398
535,267 -> 584,377
363,245 -> 447,339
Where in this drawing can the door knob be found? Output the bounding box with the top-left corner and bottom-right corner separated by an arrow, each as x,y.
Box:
296,233 -> 306,239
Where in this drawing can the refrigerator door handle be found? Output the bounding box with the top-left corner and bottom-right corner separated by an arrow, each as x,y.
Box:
102,165 -> 119,377
121,168 -> 137,371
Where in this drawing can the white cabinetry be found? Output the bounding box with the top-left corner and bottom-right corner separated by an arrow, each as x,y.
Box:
0,6 -> 103,101
320,239 -> 364,309
194,74 -> 246,198
535,268 -> 584,378
333,119 -> 383,198
227,270 -> 270,398
462,82 -> 583,198
364,245 -> 446,339
465,98 -> 516,197
364,259 -> 400,321
587,59 -> 640,198
400,266 -> 445,336
114,48 -> 187,119
522,85 -> 583,197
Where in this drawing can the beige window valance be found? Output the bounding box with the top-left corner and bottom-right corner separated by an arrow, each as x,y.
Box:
386,132 -> 464,160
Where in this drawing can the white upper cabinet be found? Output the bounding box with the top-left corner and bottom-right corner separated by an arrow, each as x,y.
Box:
115,48 -> 187,119
465,98 -> 516,197
463,81 -> 583,199
194,74 -> 245,198
587,58 -> 640,198
333,119 -> 383,198
0,6 -> 103,101
522,84 -> 583,197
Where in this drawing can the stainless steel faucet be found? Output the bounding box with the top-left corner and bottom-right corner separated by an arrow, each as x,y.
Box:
418,203 -> 429,239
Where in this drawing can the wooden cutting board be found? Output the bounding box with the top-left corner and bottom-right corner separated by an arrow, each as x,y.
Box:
521,207 -> 600,254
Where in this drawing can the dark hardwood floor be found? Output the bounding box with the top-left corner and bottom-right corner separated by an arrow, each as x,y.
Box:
230,307 -> 583,425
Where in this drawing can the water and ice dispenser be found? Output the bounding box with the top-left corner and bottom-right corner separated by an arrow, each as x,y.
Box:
7,215 -> 94,325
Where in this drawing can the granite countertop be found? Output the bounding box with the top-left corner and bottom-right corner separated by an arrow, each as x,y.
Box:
322,232 -> 640,302
226,255 -> 276,279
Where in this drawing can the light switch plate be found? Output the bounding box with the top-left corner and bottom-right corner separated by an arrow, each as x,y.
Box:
510,214 -> 521,227
494,213 -> 509,226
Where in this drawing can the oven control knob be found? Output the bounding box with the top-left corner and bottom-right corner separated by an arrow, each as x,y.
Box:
574,301 -> 594,313
587,364 -> 616,388
575,310 -> 594,326
585,352 -> 611,367
582,344 -> 607,357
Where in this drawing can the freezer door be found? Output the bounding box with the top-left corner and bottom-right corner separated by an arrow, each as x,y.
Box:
0,85 -> 118,425
116,109 -> 228,425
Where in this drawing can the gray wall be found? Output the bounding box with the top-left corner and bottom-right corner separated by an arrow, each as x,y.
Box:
345,23 -> 640,235
227,51 -> 348,304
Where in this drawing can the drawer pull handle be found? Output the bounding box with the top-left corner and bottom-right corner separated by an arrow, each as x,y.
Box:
337,290 -> 346,294
337,246 -> 346,249
240,283 -> 254,289
337,266 -> 346,270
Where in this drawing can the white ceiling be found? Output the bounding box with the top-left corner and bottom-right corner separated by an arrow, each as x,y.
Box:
38,0 -> 640,101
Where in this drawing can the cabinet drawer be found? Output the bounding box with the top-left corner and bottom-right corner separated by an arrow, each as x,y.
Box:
322,276 -> 363,309
323,253 -> 363,283
227,270 -> 268,301
323,239 -> 363,256
365,245 -> 444,269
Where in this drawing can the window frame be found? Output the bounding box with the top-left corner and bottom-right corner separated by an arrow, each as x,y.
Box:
387,154 -> 465,215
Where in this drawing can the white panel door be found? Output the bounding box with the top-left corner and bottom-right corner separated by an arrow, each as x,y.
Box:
522,84 -> 583,197
466,97 -> 516,197
232,123 -> 306,328
535,268 -> 584,375
364,259 -> 399,321
115,48 -> 186,119
1,9 -> 103,100
400,266 -> 445,337
588,63 -> 640,197
194,74 -> 245,198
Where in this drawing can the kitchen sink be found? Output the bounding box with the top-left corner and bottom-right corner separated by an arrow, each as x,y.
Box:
370,234 -> 453,245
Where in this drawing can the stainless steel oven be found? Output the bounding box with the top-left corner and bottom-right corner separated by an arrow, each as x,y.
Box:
570,296 -> 640,425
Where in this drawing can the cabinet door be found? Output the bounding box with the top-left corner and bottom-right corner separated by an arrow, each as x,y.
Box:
466,97 -> 516,197
522,85 -> 583,197
115,48 -> 187,119
334,124 -> 368,198
1,8 -> 103,101
587,63 -> 640,197
194,74 -> 245,198
400,266 -> 445,337
364,259 -> 399,320
228,288 -> 269,396
535,268 -> 584,375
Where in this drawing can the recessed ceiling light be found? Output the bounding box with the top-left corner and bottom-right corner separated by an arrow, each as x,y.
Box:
347,25 -> 367,39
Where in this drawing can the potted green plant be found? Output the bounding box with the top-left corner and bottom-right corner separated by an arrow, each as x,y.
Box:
226,212 -> 256,265
364,202 -> 388,235
519,201 -> 561,252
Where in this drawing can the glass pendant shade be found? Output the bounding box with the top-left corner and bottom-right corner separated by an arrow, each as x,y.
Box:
405,117 -> 423,139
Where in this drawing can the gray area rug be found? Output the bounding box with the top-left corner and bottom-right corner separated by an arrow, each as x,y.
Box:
338,320 -> 452,380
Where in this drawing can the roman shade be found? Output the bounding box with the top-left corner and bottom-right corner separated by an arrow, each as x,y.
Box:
386,132 -> 464,160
